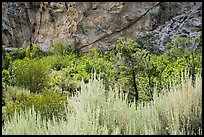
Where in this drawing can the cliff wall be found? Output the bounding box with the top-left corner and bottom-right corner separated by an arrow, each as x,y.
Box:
2,2 -> 202,52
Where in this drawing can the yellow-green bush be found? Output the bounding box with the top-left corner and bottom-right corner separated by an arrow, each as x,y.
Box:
51,41 -> 79,55
12,58 -> 50,93
3,86 -> 68,123
26,44 -> 45,59
39,53 -> 77,71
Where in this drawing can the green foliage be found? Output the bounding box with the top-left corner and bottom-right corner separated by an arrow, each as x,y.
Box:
80,49 -> 117,89
115,38 -> 149,101
2,51 -> 12,70
2,48 -> 26,70
113,36 -> 202,102
2,69 -> 13,106
12,58 -> 50,93
1,36 -> 202,134
41,48 -> 116,95
39,53 -> 77,71
51,40 -> 80,55
26,44 -> 45,59
48,70 -> 81,95
2,86 -> 31,123
162,36 -> 202,86
3,86 -> 68,123
2,69 -> 12,91
9,48 -> 26,61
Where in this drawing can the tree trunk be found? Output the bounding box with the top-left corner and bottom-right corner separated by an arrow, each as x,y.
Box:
147,55 -> 152,89
191,53 -> 195,87
132,70 -> 138,101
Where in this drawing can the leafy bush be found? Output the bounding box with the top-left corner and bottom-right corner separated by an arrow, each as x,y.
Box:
12,58 -> 50,93
3,86 -> 68,124
48,70 -> 81,95
80,49 -> 117,89
2,48 -> 26,70
51,41 -> 80,55
154,36 -> 202,90
2,69 -> 12,92
2,72 -> 202,135
2,86 -> 31,123
43,48 -> 116,95
2,50 -> 12,70
39,53 -> 77,71
26,44 -> 45,59
8,48 -> 26,60
2,69 -> 13,107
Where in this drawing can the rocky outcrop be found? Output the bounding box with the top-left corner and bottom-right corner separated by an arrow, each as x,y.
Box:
136,2 -> 202,54
2,2 -> 202,52
155,2 -> 202,46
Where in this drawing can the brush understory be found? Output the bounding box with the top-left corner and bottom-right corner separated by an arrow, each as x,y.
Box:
2,73 -> 202,135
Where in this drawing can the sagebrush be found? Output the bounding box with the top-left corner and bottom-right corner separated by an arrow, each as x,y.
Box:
2,72 -> 202,135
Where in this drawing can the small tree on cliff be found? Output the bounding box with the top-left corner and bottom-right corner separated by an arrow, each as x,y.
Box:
116,38 -> 148,102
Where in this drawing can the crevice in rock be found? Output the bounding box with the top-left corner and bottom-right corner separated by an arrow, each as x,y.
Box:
18,21 -> 24,47
80,2 -> 163,50
3,29 -> 13,47
65,2 -> 68,10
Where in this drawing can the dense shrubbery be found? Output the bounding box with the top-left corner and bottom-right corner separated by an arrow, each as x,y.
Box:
12,58 -> 50,93
38,48 -> 116,95
2,48 -> 26,70
2,73 -> 202,135
2,69 -> 13,106
113,36 -> 202,101
3,86 -> 68,123
39,53 -> 77,71
2,69 -> 12,92
2,36 -> 202,135
26,44 -> 46,59
52,41 -> 71,55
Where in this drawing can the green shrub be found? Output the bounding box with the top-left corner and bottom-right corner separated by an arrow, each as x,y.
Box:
39,53 -> 77,71
2,50 -> 11,70
51,41 -> 75,55
12,58 -> 50,93
2,69 -> 13,107
48,70 -> 81,95
2,48 -> 27,69
80,49 -> 117,89
26,44 -> 45,59
2,86 -> 31,123
3,86 -> 68,123
45,49 -> 116,95
3,47 -> 34,72
2,69 -> 12,92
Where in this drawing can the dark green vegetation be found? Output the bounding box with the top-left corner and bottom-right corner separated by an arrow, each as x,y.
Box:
2,36 -> 202,134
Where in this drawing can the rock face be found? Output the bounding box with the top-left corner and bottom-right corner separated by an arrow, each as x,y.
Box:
136,2 -> 202,54
2,2 -> 202,52
154,2 -> 202,47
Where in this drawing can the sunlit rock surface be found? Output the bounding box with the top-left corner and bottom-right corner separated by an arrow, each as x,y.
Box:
2,2 -> 202,52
